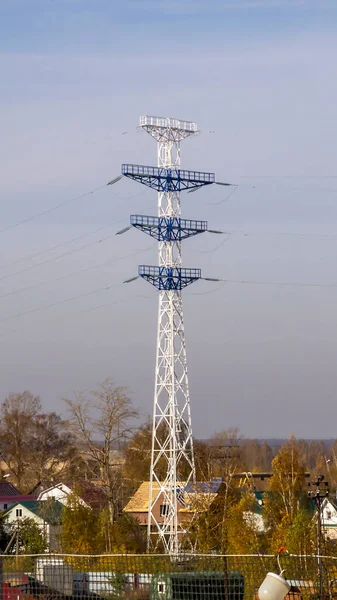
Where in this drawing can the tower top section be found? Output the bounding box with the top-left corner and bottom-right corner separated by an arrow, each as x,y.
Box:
140,115 -> 197,143
140,115 -> 197,132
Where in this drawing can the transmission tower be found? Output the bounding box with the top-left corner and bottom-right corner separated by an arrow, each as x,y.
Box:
122,116 -> 226,554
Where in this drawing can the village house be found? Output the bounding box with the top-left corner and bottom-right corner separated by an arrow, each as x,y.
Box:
5,500 -> 63,550
0,481 -> 33,512
36,481 -> 107,510
123,479 -> 223,526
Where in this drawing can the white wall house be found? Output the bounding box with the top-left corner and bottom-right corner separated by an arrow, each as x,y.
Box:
37,483 -> 89,508
321,497 -> 337,540
5,500 -> 63,551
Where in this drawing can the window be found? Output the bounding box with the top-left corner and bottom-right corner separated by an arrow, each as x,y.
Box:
3,504 -> 7,510
16,509 -> 22,517
160,504 -> 169,517
158,581 -> 166,595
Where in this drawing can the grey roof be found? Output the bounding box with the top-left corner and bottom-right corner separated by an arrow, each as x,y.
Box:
0,482 -> 21,496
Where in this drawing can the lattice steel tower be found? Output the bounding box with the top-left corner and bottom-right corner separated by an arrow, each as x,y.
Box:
122,116 -> 219,554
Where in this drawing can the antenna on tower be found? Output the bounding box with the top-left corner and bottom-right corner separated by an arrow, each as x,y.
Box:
120,115 -> 231,555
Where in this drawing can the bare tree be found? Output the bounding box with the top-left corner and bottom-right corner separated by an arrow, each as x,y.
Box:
0,391 -> 41,489
0,391 -> 73,491
64,378 -> 138,524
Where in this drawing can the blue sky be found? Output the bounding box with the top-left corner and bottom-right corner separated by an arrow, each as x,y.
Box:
1,0 -> 337,438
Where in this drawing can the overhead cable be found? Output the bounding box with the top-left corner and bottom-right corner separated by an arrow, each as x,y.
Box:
0,244 -> 154,301
0,185 -> 107,236
0,284 -> 117,325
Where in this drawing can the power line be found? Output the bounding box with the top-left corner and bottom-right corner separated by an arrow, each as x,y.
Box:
225,230 -> 337,240
0,284 -> 116,325
0,218 -> 125,272
0,187 -> 149,272
0,243 -> 155,302
0,232 -> 118,284
220,278 -> 337,289
0,185 -> 107,236
239,175 -> 337,179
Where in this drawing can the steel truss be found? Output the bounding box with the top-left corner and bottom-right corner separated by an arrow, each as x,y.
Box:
130,215 -> 208,242
122,164 -> 215,192
124,115 -> 214,554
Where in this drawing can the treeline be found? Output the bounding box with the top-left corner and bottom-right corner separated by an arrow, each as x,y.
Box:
1,378 -> 336,554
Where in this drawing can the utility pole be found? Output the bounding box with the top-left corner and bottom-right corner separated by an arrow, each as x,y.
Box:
308,474 -> 329,598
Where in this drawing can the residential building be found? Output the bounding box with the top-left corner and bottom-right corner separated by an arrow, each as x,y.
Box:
5,500 -> 63,551
37,481 -> 107,510
0,481 -> 33,512
123,479 -> 222,526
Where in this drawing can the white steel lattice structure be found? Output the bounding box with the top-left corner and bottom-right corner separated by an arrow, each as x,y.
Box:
122,116 -> 216,554
141,117 -> 196,555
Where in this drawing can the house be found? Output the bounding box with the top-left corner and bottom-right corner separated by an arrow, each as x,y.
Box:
37,483 -> 89,508
321,497 -> 337,540
123,479 -> 222,526
5,500 -> 63,551
0,481 -> 33,512
36,481 -> 107,510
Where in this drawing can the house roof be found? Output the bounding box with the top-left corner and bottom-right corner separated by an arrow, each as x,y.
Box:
124,482 -> 164,513
185,478 -> 223,494
124,480 -> 220,514
0,495 -> 33,503
36,481 -> 107,510
0,482 -> 21,496
6,500 -> 63,525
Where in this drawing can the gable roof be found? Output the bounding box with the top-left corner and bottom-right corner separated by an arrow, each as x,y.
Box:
124,482 -> 162,513
36,481 -> 107,510
6,500 -> 63,525
0,482 -> 21,496
124,480 -> 220,514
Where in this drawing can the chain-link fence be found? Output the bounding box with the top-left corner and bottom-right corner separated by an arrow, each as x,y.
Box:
1,554 -> 337,600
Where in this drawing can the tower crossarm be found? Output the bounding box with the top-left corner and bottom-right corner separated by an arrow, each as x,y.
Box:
130,215 -> 208,241
139,265 -> 201,290
122,164 -> 215,192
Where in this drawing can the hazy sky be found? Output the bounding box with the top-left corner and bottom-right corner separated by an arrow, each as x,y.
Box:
1,0 -> 337,439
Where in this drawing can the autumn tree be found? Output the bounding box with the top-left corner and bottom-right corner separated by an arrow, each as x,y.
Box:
4,517 -> 48,554
263,435 -> 307,550
123,419 -> 170,490
26,412 -> 74,484
0,391 -> 41,489
0,391 -> 72,491
60,494 -> 104,553
65,378 -> 138,524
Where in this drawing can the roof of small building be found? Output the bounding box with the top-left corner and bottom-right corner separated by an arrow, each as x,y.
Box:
6,500 -> 63,525
124,481 -> 186,513
124,480 -> 220,514
0,482 -> 21,497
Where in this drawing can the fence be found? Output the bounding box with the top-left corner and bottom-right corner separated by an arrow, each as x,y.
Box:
0,554 -> 337,600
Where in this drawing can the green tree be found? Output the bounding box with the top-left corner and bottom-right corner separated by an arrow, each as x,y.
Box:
9,517 -> 48,554
285,508 -> 315,555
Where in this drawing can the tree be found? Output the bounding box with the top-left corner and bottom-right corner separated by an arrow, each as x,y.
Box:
0,391 -> 41,489
263,435 -> 307,550
110,513 -> 147,553
285,508 -> 315,555
123,419 -> 169,490
65,378 -> 138,525
4,517 -> 48,554
60,494 -> 104,554
0,391 -> 72,491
